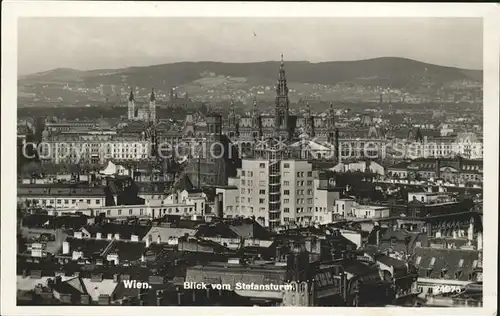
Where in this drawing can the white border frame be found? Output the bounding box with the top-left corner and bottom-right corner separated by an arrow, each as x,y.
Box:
2,2 -> 498,316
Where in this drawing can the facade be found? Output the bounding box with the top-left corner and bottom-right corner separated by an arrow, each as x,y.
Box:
38,140 -> 152,164
224,55 -> 337,153
128,88 -> 157,123
17,184 -> 107,209
223,159 -> 315,229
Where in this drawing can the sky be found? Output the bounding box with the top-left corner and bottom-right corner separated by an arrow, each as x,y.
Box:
17,17 -> 483,75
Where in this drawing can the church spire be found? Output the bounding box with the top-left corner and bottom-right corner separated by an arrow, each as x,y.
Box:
150,88 -> 156,101
128,88 -> 135,102
276,53 -> 288,96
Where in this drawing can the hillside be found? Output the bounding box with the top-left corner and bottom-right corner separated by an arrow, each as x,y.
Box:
19,57 -> 482,88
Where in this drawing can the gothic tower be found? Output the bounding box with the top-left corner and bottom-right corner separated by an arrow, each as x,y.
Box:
304,101 -> 314,137
149,88 -> 156,123
275,54 -> 290,140
326,102 -> 335,144
128,88 -> 135,120
282,245 -> 316,306
252,96 -> 261,139
227,99 -> 238,138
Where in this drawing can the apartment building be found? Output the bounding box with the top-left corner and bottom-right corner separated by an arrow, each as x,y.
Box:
233,159 -> 314,228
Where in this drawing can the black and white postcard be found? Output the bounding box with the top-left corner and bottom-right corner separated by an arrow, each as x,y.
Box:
1,2 -> 498,316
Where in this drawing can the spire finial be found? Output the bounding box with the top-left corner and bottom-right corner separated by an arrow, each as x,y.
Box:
253,96 -> 257,107
280,53 -> 284,66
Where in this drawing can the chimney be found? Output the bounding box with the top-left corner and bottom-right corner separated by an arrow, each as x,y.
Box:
114,233 -> 120,240
96,232 -> 102,240
156,235 -> 161,244
146,235 -> 152,248
62,241 -> 70,254
107,233 -> 113,240
477,232 -> 483,250
156,290 -> 163,306
376,229 -> 380,246
215,193 -> 223,218
468,222 -> 474,241
213,194 -> 220,217
436,159 -> 441,179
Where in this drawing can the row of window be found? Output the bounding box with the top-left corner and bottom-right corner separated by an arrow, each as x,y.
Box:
28,198 -> 101,205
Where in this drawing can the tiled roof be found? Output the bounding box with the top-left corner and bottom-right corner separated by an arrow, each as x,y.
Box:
413,247 -> 480,281
22,214 -> 90,230
107,241 -> 146,262
84,223 -> 152,240
64,237 -> 110,258
18,185 -> 106,197
195,222 -> 239,239
227,218 -> 272,240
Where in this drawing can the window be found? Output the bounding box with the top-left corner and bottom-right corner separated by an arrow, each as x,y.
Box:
259,199 -> 265,204
241,170 -> 245,176
64,199 -> 69,204
107,210 -> 111,216
57,200 -> 62,204
472,260 -> 478,269
284,190 -> 290,195
297,172 -> 301,177
71,199 -> 76,204
284,181 -> 290,186
259,190 -> 266,195
86,199 -> 91,204
284,199 -> 289,204
284,163 -> 290,168
458,259 -> 464,268
284,208 -> 290,213
242,180 -> 246,185
140,209 -> 143,215
307,171 -> 312,177
307,181 -> 312,186
96,199 -> 101,204
260,163 -> 265,168
118,210 -> 122,215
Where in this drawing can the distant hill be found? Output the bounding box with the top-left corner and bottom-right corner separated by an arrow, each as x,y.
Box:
19,57 -> 482,88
